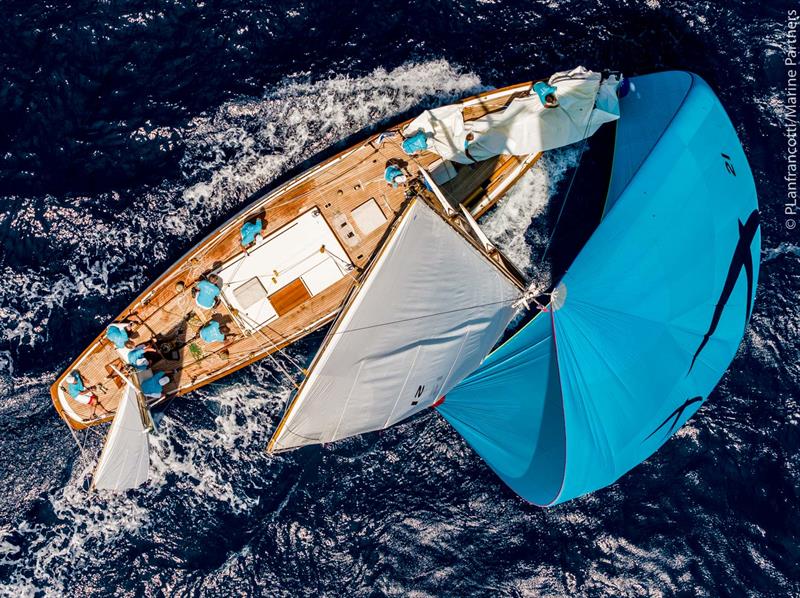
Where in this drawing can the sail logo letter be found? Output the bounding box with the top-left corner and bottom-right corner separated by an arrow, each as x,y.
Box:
689,209 -> 760,374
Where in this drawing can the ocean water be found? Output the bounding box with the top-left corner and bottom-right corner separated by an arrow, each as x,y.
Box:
0,1 -> 798,596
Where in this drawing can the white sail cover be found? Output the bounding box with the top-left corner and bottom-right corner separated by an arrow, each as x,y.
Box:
403,67 -> 620,164
93,383 -> 150,491
269,199 -> 521,452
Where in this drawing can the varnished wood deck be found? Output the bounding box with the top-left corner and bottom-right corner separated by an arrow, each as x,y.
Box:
51,80 -> 540,430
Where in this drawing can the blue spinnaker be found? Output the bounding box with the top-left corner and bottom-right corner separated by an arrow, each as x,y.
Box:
438,72 -> 760,505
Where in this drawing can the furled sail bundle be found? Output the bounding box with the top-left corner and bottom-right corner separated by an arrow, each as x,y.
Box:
404,67 -> 620,164
92,382 -> 152,491
268,197 -> 523,452
438,72 -> 760,505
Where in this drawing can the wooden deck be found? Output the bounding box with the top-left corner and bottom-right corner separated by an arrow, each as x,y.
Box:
51,80 -> 540,430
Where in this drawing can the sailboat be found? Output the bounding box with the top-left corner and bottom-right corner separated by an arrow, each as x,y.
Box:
52,75 -> 577,434
58,66 -> 621,491
58,67 -> 757,505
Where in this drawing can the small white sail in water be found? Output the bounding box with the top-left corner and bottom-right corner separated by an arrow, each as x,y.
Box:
268,197 -> 522,453
92,382 -> 151,491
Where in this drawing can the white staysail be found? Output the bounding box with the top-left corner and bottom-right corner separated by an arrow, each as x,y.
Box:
403,67 -> 620,164
92,383 -> 151,491
268,198 -> 521,452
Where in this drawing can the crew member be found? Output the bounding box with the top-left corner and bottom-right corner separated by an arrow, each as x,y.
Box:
123,341 -> 150,370
141,372 -> 170,399
64,371 -> 98,406
193,279 -> 222,310
105,322 -> 131,348
464,132 -> 477,162
240,216 -> 264,248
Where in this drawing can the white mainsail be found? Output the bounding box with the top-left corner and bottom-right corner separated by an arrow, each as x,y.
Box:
268,198 -> 522,452
403,67 -> 620,164
92,382 -> 151,491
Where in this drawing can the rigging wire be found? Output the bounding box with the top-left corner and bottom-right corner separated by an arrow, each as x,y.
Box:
233,308 -> 307,378
540,78 -> 604,260
540,138 -> 587,261
324,247 -> 361,283
252,332 -> 306,384
66,423 -> 90,469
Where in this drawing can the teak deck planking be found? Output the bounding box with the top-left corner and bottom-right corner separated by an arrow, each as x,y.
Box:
51,81 -> 540,430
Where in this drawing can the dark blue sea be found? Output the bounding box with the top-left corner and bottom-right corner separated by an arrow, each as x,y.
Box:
1,1 -> 798,596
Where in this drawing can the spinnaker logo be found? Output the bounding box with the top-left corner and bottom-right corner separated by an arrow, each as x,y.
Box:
722,152 -> 736,176
688,209 -> 760,374
645,396 -> 704,441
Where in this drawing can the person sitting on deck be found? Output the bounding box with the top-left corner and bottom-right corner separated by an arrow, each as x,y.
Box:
532,81 -> 559,108
105,322 -> 131,349
64,370 -> 97,406
384,163 -> 407,188
140,372 -> 170,399
463,132 -> 478,163
123,341 -> 150,370
199,320 -> 230,344
240,218 -> 264,248
193,279 -> 221,310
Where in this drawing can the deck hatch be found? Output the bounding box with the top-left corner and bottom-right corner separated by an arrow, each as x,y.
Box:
270,279 -> 312,317
351,198 -> 387,236
234,277 -> 269,310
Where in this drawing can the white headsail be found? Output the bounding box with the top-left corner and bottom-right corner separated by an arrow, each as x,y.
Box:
92,382 -> 151,491
268,198 -> 522,452
403,67 -> 620,164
